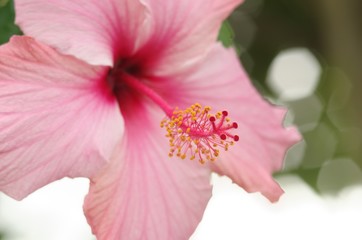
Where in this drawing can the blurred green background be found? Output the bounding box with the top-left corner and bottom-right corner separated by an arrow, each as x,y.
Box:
0,0 -> 362,238
228,0 -> 362,193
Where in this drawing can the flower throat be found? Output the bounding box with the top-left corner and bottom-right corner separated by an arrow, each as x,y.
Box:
110,71 -> 239,164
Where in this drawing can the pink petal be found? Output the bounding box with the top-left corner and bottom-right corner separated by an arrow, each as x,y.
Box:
16,0 -> 243,74
154,44 -> 301,202
142,0 -> 244,75
15,0 -> 150,66
84,100 -> 211,240
0,36 -> 123,200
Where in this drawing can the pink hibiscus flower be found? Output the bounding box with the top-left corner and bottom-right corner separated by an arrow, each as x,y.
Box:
0,0 -> 300,239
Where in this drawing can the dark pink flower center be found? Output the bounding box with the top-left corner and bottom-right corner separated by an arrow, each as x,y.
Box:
106,58 -> 143,97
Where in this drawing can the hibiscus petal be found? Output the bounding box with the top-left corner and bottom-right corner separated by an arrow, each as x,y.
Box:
137,0 -> 244,75
0,36 -> 123,200
15,0 -> 150,66
84,99 -> 211,240
153,44 -> 301,202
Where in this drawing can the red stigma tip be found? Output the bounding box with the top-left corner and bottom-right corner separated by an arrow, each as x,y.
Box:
222,110 -> 228,116
233,122 -> 238,129
234,135 -> 239,141
209,116 -> 216,122
220,134 -> 227,140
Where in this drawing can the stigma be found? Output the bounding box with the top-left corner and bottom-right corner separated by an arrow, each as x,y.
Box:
161,103 -> 239,164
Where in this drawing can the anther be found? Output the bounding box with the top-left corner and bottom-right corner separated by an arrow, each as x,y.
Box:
161,104 -> 239,164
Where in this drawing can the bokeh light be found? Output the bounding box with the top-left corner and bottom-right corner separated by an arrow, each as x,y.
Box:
267,48 -> 321,101
287,95 -> 324,132
317,158 -> 362,193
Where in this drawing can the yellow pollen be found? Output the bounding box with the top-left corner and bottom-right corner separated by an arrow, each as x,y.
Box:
161,103 -> 239,164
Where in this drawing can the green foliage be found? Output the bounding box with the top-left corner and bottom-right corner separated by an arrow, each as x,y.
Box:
0,0 -> 21,44
0,231 -> 5,240
218,21 -> 235,47
231,0 -> 362,193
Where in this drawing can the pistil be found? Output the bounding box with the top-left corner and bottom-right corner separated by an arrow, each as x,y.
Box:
118,72 -> 239,164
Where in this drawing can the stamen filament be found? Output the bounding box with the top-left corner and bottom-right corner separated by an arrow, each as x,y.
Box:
121,73 -> 174,117
119,72 -> 239,164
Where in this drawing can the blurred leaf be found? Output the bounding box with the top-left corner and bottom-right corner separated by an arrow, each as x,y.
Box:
0,0 -> 9,7
0,231 -> 5,240
0,0 -> 22,44
218,21 -> 235,47
294,168 -> 321,192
